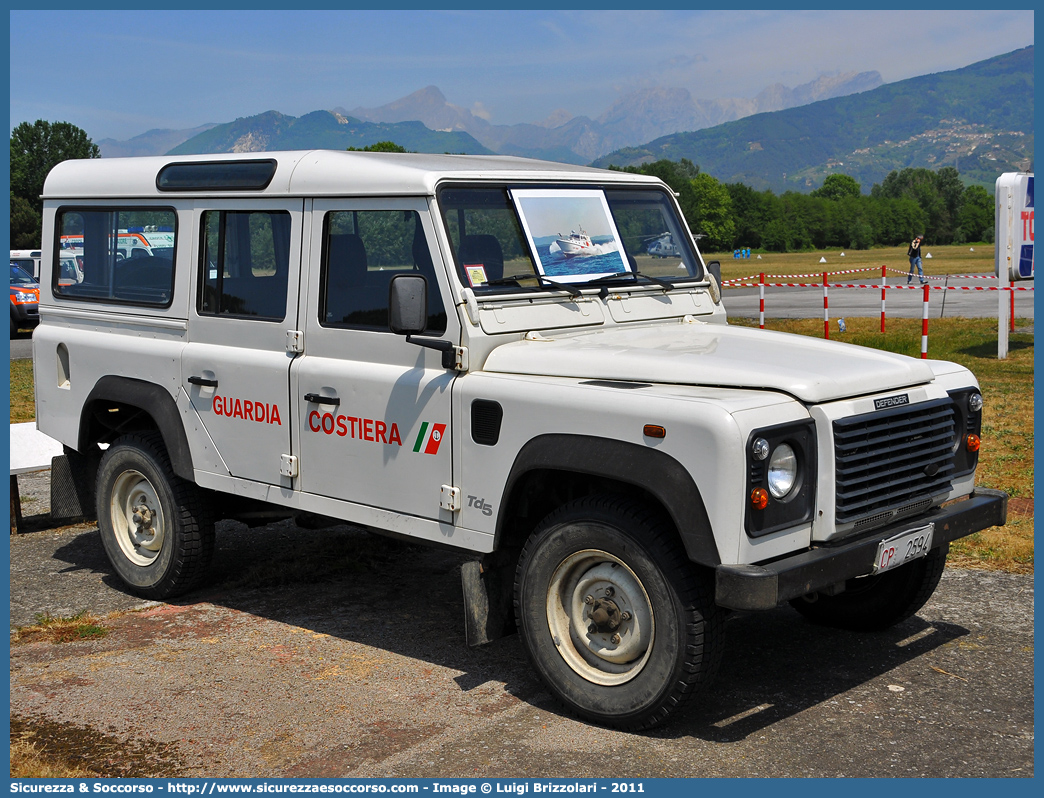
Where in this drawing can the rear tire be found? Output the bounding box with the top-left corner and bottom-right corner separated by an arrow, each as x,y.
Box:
790,544 -> 948,631
96,431 -> 215,599
514,495 -> 721,730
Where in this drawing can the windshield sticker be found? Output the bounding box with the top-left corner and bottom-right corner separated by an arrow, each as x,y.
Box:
512,188 -> 628,284
464,264 -> 488,287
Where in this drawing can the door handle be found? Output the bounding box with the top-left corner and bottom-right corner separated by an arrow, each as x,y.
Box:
188,376 -> 218,388
304,393 -> 340,406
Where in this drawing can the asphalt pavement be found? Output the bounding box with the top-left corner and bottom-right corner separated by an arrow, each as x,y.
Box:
9,331 -> 32,360
721,273 -> 1034,320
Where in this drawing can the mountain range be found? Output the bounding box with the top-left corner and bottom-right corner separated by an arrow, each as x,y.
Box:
98,70 -> 882,164
339,72 -> 883,163
97,124 -> 219,158
94,48 -> 1031,195
592,46 -> 1033,192
165,111 -> 493,157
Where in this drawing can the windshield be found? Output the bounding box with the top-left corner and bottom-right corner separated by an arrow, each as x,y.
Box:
439,185 -> 703,293
10,264 -> 36,285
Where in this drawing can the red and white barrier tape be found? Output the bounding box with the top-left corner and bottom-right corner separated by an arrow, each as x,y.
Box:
724,282 -> 1033,291
724,267 -> 1016,286
884,267 -> 1000,280
722,266 -> 879,285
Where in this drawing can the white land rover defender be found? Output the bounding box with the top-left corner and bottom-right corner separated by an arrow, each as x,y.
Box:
34,151 -> 1006,730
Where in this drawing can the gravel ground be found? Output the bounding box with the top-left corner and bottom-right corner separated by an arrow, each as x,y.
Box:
9,473 -> 1034,778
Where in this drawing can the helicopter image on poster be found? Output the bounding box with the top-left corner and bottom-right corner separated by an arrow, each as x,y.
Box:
645,232 -> 680,258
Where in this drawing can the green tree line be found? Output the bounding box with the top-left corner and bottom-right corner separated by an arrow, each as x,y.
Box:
10,120 -> 100,249
612,160 -> 996,252
10,122 -> 998,258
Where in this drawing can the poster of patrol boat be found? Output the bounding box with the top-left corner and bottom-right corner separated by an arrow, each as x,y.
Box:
512,188 -> 629,283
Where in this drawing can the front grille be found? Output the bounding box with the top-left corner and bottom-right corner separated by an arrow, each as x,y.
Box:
834,398 -> 956,527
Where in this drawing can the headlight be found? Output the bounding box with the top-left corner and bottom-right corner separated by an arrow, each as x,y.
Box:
12,291 -> 36,303
968,392 -> 983,412
745,421 -> 816,538
767,443 -> 798,498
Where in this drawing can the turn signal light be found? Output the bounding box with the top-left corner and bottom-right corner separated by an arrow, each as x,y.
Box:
966,434 -> 981,453
643,424 -> 666,439
750,487 -> 769,511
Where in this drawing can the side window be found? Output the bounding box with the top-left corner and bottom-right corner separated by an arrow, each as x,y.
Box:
320,210 -> 446,334
54,208 -> 176,306
199,210 -> 291,320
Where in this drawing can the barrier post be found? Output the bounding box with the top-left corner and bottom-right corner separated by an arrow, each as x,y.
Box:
823,272 -> 829,339
759,272 -> 765,329
1010,286 -> 1016,332
921,283 -> 930,359
880,265 -> 887,332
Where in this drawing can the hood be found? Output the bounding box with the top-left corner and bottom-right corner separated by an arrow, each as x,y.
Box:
481,323 -> 935,404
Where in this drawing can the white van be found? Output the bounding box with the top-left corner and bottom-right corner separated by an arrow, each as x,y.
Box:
34,151 -> 1006,730
10,248 -> 42,279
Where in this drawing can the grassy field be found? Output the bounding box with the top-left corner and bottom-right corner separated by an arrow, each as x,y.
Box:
704,242 -> 998,284
10,358 -> 35,422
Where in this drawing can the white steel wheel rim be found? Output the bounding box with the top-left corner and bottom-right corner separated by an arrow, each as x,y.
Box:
110,470 -> 166,567
546,549 -> 655,686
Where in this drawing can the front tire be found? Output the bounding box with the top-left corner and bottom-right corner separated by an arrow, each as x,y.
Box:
514,496 -> 721,731
790,544 -> 948,631
96,431 -> 215,599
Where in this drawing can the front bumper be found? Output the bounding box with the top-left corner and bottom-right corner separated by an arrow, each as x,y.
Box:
715,488 -> 1008,611
11,302 -> 39,326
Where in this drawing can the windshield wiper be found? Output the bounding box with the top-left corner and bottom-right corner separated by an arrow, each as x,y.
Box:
486,272 -> 583,298
587,271 -> 675,291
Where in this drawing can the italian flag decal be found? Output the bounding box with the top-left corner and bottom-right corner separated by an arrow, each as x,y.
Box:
413,422 -> 447,455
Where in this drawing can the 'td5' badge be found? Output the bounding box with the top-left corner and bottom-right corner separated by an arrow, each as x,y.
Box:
413,422 -> 447,455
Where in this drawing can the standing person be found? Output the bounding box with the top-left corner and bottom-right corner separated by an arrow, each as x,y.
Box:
907,235 -> 925,284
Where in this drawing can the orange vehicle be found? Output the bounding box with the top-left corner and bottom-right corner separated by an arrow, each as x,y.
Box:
60,231 -> 153,259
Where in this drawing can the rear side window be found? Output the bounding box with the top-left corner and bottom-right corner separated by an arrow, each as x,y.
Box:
320,210 -> 446,334
199,210 -> 291,320
54,208 -> 176,306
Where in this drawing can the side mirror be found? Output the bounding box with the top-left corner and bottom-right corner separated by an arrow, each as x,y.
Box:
389,273 -> 428,335
705,260 -> 722,286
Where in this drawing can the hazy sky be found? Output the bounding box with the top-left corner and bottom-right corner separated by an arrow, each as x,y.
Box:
9,9 -> 1035,143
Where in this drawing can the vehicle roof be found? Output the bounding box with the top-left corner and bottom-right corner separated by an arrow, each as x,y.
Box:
43,150 -> 664,200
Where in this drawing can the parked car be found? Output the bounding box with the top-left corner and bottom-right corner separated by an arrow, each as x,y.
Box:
59,250 -> 85,285
10,263 -> 40,336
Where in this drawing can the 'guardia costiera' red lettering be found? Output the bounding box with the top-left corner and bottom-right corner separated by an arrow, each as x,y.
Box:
213,394 -> 282,426
308,410 -> 402,446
